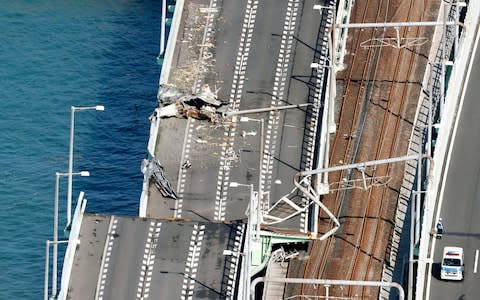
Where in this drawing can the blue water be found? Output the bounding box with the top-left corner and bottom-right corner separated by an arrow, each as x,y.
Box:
0,1 -> 160,298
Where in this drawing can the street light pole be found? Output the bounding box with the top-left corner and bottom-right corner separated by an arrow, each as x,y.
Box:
44,240 -> 49,300
230,182 -> 254,300
239,117 -> 264,240
53,171 -> 89,299
66,105 -> 104,229
223,103 -> 311,118
67,108 -> 75,229
257,119 -> 264,239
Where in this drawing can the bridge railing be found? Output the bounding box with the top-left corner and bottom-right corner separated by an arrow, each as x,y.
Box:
416,2 -> 480,300
57,192 -> 87,300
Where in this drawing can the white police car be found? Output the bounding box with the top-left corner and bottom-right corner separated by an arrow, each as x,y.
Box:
440,246 -> 464,280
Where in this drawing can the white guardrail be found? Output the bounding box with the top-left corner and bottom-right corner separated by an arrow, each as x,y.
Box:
334,0 -> 353,69
417,2 -> 480,300
139,0 -> 185,217
57,192 -> 87,300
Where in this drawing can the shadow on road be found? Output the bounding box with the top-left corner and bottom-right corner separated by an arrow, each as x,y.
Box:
431,262 -> 442,280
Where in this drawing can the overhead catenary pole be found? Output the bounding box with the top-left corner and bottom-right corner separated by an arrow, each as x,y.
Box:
293,154 -> 431,241
251,277 -> 405,300
337,20 -> 457,29
299,154 -> 429,177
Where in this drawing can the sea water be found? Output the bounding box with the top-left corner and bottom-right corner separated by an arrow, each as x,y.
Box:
0,1 -> 160,298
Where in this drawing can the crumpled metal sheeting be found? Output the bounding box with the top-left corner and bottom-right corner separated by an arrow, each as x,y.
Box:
142,158 -> 178,200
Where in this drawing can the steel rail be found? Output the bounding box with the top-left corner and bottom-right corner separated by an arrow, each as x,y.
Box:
349,1 -> 428,296
300,0 -> 378,296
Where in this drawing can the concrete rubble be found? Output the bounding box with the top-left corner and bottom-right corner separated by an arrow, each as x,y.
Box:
157,84 -> 227,122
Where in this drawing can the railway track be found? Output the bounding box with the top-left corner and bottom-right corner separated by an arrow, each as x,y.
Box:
346,2 -> 430,297
297,0 -> 439,298
299,0 -> 386,293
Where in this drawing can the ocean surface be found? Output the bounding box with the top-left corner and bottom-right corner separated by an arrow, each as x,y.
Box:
0,1 -> 160,298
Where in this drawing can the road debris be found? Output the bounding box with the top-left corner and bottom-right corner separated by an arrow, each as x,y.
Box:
157,84 -> 227,123
141,158 -> 178,200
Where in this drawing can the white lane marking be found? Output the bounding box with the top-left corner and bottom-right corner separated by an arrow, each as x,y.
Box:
224,224 -> 245,298
136,222 -> 162,300
181,224 -> 206,300
297,0 -> 334,232
95,217 -> 118,300
262,0 -> 301,215
475,249 -> 479,273
175,117 -> 193,218
283,124 -> 304,129
215,0 -> 259,221
178,0 -> 219,217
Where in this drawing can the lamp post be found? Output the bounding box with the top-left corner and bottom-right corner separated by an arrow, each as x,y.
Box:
53,171 -> 89,299
67,105 -> 104,229
239,117 -> 264,240
44,240 -> 70,300
230,182 -> 255,300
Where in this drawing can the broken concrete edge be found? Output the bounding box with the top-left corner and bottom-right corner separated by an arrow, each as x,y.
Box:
157,84 -> 228,122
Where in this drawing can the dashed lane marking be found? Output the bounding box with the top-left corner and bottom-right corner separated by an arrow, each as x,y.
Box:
177,0 -> 219,218
95,217 -> 118,300
215,0 -> 259,221
136,221 -> 162,300
262,0 -> 301,214
181,224 -> 206,300
475,249 -> 479,273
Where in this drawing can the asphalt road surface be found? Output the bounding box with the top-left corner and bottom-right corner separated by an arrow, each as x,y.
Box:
429,34 -> 480,299
148,0 -> 330,232
67,215 -> 245,299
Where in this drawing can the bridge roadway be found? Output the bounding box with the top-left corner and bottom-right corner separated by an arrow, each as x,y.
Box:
145,0 -> 329,229
63,0 -> 331,299
428,26 -> 480,299
67,214 -> 244,299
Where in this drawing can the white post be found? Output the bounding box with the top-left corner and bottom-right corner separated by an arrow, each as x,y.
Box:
329,4 -> 337,134
160,0 -> 166,56
52,174 -> 60,299
229,182 -> 254,300
67,108 -> 75,228
44,240 -> 50,300
245,184 -> 254,300
53,171 -> 89,299
257,119 -> 264,239
66,105 -> 103,228
416,159 -> 422,243
441,1 -> 447,119
239,117 -> 265,240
